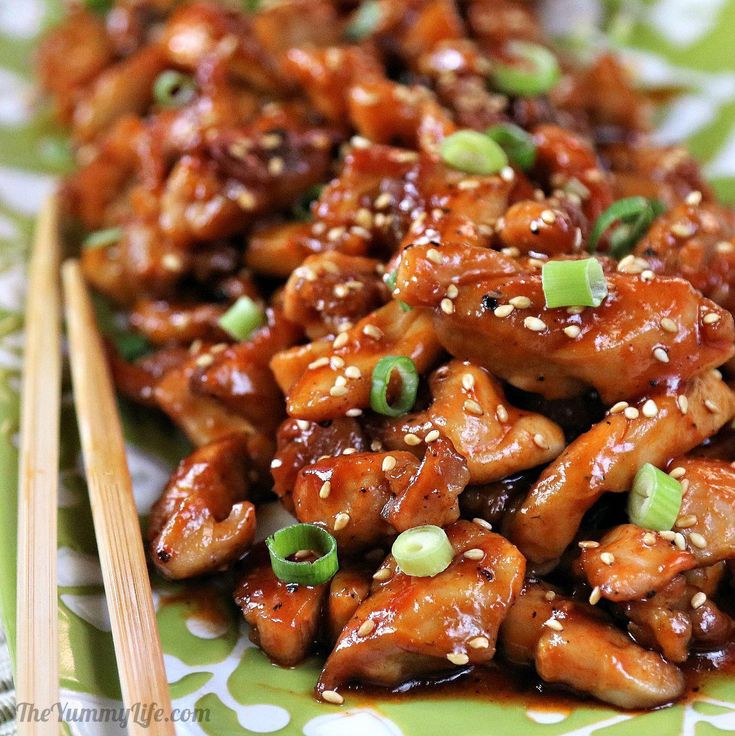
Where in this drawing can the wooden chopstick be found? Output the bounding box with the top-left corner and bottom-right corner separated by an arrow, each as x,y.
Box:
16,195 -> 62,734
62,260 -> 174,736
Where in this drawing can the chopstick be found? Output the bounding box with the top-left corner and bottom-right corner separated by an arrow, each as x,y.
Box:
62,260 -> 174,736
16,195 -> 62,734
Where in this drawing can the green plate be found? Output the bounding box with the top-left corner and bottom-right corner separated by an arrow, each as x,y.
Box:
1,1 -> 735,734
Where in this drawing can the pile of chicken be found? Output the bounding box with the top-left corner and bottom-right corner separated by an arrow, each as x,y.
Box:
40,0 -> 735,710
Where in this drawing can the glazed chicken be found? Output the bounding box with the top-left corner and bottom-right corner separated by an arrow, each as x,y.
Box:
41,0 -> 735,714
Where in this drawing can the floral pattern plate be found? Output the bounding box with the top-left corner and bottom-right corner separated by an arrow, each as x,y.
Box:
1,1 -> 735,734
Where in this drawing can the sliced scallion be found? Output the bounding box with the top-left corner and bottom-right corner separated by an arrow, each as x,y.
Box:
588,197 -> 665,256
83,227 -> 122,250
370,356 -> 419,417
542,258 -> 608,308
346,1 -> 380,40
628,463 -> 684,531
392,525 -> 454,577
440,130 -> 509,176
218,296 -> 265,341
266,524 -> 338,585
153,70 -> 196,109
492,41 -> 560,97
485,123 -> 536,171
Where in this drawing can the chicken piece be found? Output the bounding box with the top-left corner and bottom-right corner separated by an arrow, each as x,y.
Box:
283,253 -> 389,339
459,471 -> 538,527
424,361 -> 565,483
580,525 -> 696,602
317,521 -> 525,694
234,545 -> 328,666
190,308 -> 302,433
580,455 -> 735,598
509,371 -> 735,565
148,434 -> 256,579
394,242 -> 735,402
282,46 -> 383,123
36,10 -> 114,123
624,569 -> 735,663
500,583 -> 685,709
634,202 -> 735,313
128,300 -> 228,345
73,45 -> 168,142
325,566 -> 373,645
271,417 -> 368,510
604,141 -> 712,207
275,301 -> 443,422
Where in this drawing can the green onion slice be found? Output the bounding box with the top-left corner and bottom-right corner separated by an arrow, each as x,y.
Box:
542,258 -> 608,308
485,123 -> 536,171
218,296 -> 265,341
492,41 -> 561,97
392,525 -> 454,577
440,130 -> 509,176
628,463 -> 684,531
153,70 -> 197,109
346,1 -> 381,40
589,197 -> 665,256
266,524 -> 339,585
370,356 -> 419,417
84,0 -> 113,12
83,227 -> 122,250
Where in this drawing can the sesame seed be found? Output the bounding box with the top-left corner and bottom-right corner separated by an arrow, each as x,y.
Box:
463,548 -> 484,561
357,619 -> 376,637
500,166 -> 515,182
374,192 -> 392,210
447,652 -> 469,666
270,458 -> 283,469
540,209 -> 557,225
642,399 -> 658,418
457,179 -> 480,190
600,552 -> 615,565
196,353 -> 214,368
293,549 -> 312,560
462,373 -> 475,391
334,375 -> 347,388
342,447 -> 357,455
589,587 -> 601,605
296,419 -> 310,431
533,433 -> 548,450
672,222 -> 695,238
660,530 -> 676,541
363,325 -> 384,340
509,296 -> 531,309
673,532 -> 686,550
563,325 -> 581,338
653,347 -> 670,363
382,456 -> 397,472
713,368 -> 723,379
566,306 -> 585,314
162,253 -> 183,272
346,408 -> 363,417
523,316 -> 547,332
373,568 -> 391,581
469,636 -> 489,649
321,690 -> 344,705
689,532 -> 707,549
473,517 -> 493,531
716,240 -> 735,254
675,514 -> 697,529
643,532 -> 656,546
578,540 -> 600,549
624,407 -> 640,420
426,248 -> 442,264
704,399 -> 719,413
333,284 -> 348,298
659,317 -> 678,334
691,592 -> 707,609
440,298 -> 455,314
330,356 -> 345,370
686,191 -> 703,206
425,429 -> 441,443
463,399 -> 484,416
319,481 -> 331,499
337,321 -> 353,333
330,385 -> 348,397
669,467 -> 686,479
494,304 -> 514,318
447,284 -> 459,299
677,395 -> 688,414
236,190 -> 256,210
641,269 -> 655,282
680,478 -> 690,494
543,618 -> 563,632
334,512 -> 350,531
308,357 -> 330,370
404,433 -> 421,446
370,440 -> 383,452
609,401 -> 629,414
332,335 -> 349,352
501,247 -> 520,258
496,405 -> 509,423
267,157 -> 284,176
544,591 -> 556,601
345,365 -> 362,379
